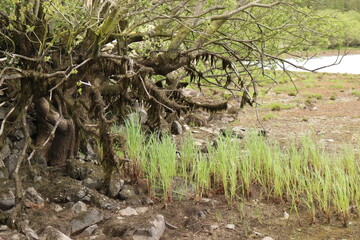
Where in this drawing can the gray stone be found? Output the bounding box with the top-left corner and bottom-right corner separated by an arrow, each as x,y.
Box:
21,222 -> 39,240
0,107 -> 7,120
24,187 -> 45,209
53,204 -> 63,212
207,224 -> 219,231
262,237 -> 275,240
0,225 -> 10,231
0,159 -> 8,179
118,185 -> 136,200
0,189 -> 15,210
126,196 -> 144,205
119,207 -> 138,216
0,143 -> 11,161
181,89 -> 200,98
141,196 -> 154,205
135,207 -> 149,214
40,226 -> 72,240
225,224 -> 235,230
78,224 -> 98,237
71,201 -> 87,214
4,153 -> 19,177
70,209 -> 103,234
132,214 -> 166,240
13,141 -> 25,151
8,129 -> 24,141
108,176 -> 124,199
82,177 -> 103,191
75,189 -> 91,202
171,121 -> 183,135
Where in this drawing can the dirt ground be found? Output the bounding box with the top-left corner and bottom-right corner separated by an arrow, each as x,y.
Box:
160,71 -> 360,240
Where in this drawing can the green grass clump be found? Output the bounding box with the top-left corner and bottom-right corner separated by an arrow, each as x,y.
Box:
119,121 -> 360,226
351,89 -> 360,97
262,102 -> 294,111
262,112 -> 278,121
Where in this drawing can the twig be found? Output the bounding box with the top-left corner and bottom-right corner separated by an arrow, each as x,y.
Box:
8,100 -> 32,228
0,106 -> 15,136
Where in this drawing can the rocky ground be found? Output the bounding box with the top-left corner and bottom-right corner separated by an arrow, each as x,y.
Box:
1,71 -> 360,240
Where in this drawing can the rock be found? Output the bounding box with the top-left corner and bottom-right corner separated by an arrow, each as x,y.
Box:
0,159 -> 8,179
206,224 -> 219,231
20,221 -> 39,240
82,177 -> 103,191
40,226 -> 72,240
71,201 -> 87,214
221,116 -> 235,123
70,209 -> 103,234
118,185 -> 136,200
171,121 -> 183,135
78,224 -> 98,237
135,207 -> 149,214
225,224 -> 235,230
108,176 -> 124,199
262,237 -> 275,240
0,189 -> 15,210
126,195 -> 153,206
127,109 -> 148,126
8,128 -> 24,142
181,89 -> 200,98
54,204 -> 63,212
284,211 -> 290,219
0,225 -> 10,231
138,109 -> 148,125
132,214 -> 165,240
0,143 -> 11,162
119,207 -> 138,216
24,187 -> 45,209
3,153 -> 19,177
141,196 -> 154,205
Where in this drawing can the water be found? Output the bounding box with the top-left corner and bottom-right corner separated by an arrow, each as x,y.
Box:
281,54 -> 360,74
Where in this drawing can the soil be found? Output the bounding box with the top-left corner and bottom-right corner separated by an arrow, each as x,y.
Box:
160,71 -> 360,240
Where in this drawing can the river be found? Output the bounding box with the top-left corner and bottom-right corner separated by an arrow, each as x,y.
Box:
281,54 -> 360,74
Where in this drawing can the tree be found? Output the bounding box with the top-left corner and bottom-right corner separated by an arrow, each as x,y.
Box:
0,0 -> 334,226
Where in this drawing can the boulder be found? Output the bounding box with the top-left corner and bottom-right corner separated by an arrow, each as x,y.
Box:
119,207 -> 138,217
40,226 -> 72,240
70,209 -> 103,234
71,201 -> 87,214
119,185 -> 136,200
108,176 -> 124,199
132,214 -> 166,240
171,121 -> 183,135
24,187 -> 45,209
0,189 -> 15,210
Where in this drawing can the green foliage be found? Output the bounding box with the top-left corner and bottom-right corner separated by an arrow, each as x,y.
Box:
318,9 -> 360,47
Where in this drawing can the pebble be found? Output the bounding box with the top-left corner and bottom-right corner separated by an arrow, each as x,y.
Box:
119,206 -> 138,216
225,224 -> 235,230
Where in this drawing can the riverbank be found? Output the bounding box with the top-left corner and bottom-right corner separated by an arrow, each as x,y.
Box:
290,47 -> 360,58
